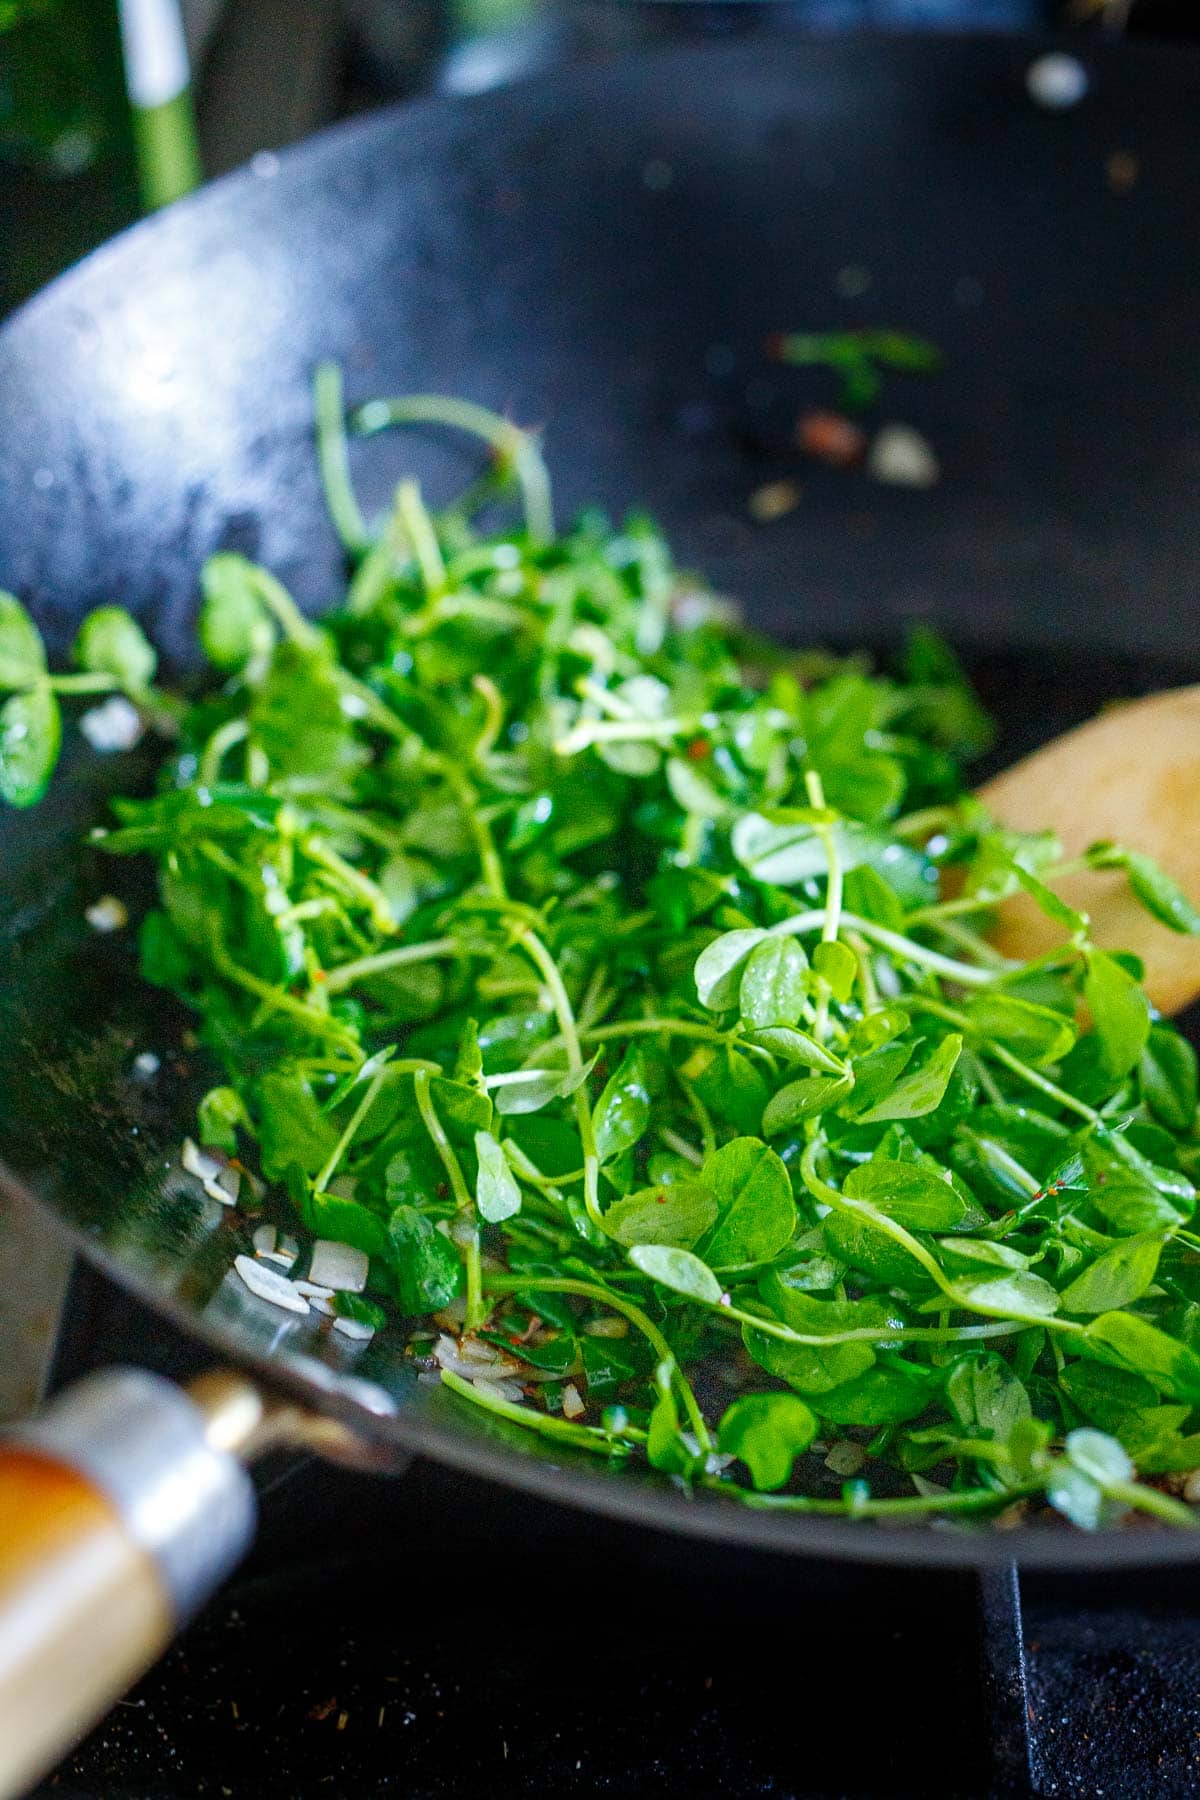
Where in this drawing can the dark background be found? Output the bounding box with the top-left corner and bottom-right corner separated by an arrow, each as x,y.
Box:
4,0 -> 1200,314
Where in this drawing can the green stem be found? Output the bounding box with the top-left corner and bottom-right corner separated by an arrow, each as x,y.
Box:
483,1273 -> 713,1453
769,910 -> 1002,987
199,717 -> 250,787
555,716 -> 685,756
706,1479 -> 1038,1519
322,937 -> 463,995
48,672 -> 121,695
891,805 -> 958,842
212,948 -> 363,1057
444,766 -> 506,898
314,362 -> 370,554
304,837 -> 395,934
397,480 -> 447,594
1105,1479 -> 1199,1529
798,1137 -> 1085,1336
984,1041 -> 1103,1126
439,1369 -> 633,1457
515,928 -> 604,1234
723,1305 -> 1038,1350
414,1067 -> 483,1330
353,393 -> 554,544
904,895 -> 997,926
314,1064 -> 389,1193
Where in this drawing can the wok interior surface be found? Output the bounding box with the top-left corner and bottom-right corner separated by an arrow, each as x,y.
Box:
2,34 -> 1200,1567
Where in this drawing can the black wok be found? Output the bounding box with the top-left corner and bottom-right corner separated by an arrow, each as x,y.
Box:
2,41 -> 1200,1740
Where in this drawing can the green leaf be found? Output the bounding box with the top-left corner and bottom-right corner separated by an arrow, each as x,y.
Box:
748,1283 -> 902,1394
1007,859 -> 1088,934
628,1243 -> 723,1304
1090,1175 -> 1190,1236
0,684 -> 61,807
307,1192 -> 390,1261
199,553 -> 274,671
332,1292 -> 387,1330
255,1070 -> 339,1180
843,862 -> 905,930
387,1205 -> 464,1315
732,812 -> 933,905
853,1033 -> 962,1124
196,1085 -> 249,1154
1084,950 -> 1151,1082
814,1363 -> 933,1426
965,994 -> 1077,1067
1064,1426 -> 1133,1486
935,1236 -> 1033,1275
700,1137 -> 795,1265
688,1045 -> 771,1136
604,1180 -> 717,1249
748,1027 -> 845,1074
1060,1357 -> 1159,1426
1045,1464 -> 1112,1531
813,938 -> 856,1003
822,1209 -> 923,1287
646,1362 -> 706,1478
250,640 -> 364,783
694,928 -> 768,1011
1124,852 -> 1200,935
1059,1234 -> 1164,1316
955,1272 -> 1061,1318
762,1073 -> 854,1134
592,1046 -> 651,1163
738,936 -> 808,1030
1140,1025 -> 1199,1132
1084,1311 -> 1200,1403
0,592 -> 46,688
848,1005 -> 912,1055
729,811 -> 826,886
843,1157 -> 966,1230
742,1318 -> 873,1396
945,1352 -> 1031,1441
1087,841 -> 1200,935
579,1333 -> 640,1400
474,1129 -> 522,1223
73,606 -> 157,689
844,1040 -> 916,1116
717,1392 -> 818,1491
491,1054 -> 599,1116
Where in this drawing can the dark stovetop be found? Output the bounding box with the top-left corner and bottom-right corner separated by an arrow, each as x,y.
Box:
31,1263 -> 1200,1799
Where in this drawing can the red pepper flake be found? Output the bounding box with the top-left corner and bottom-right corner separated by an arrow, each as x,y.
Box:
655,1191 -> 668,1204
312,969 -> 327,983
796,410 -> 867,468
436,1181 -> 450,1199
308,1698 -> 337,1723
684,736 -> 710,761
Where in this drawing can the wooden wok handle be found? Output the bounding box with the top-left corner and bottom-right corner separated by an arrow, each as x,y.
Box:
0,1369 -> 257,1799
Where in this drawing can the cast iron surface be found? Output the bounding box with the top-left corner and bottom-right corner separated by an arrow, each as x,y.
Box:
3,34 -> 1200,1567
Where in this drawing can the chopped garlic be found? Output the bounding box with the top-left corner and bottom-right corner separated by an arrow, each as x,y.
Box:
234,1254 -> 309,1315
308,1239 -> 369,1293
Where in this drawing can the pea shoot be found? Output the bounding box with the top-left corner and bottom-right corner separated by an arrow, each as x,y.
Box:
7,362 -> 1200,1531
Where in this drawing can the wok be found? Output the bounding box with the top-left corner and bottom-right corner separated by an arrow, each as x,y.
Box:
2,27 -> 1200,1792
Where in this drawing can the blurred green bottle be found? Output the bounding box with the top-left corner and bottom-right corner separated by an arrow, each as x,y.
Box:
0,0 -> 200,314
0,0 -> 138,309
